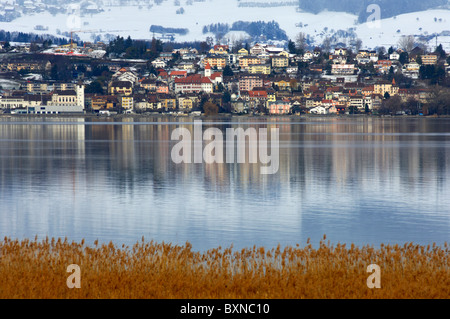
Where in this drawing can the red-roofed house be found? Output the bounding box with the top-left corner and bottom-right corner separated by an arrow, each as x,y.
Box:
157,69 -> 169,79
248,90 -> 268,103
375,60 -> 393,74
209,72 -> 223,85
209,45 -> 229,55
174,75 -> 213,94
170,70 -> 188,80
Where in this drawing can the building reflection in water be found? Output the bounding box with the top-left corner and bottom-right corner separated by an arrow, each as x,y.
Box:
0,116 -> 449,251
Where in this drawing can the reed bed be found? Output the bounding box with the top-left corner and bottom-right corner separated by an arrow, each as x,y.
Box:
0,235 -> 448,299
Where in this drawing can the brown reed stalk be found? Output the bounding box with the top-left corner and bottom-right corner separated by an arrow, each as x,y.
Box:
0,237 -> 448,299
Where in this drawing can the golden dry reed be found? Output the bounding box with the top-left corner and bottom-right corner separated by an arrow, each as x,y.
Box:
0,235 -> 448,299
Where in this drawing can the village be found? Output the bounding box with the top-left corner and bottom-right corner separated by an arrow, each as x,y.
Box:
0,37 -> 449,116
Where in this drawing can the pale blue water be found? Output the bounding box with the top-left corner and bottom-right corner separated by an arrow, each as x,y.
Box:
0,116 -> 449,251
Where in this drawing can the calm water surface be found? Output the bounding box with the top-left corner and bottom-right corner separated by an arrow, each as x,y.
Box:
0,116 -> 449,251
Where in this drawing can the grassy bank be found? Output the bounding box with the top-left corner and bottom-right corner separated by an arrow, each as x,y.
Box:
0,236 -> 448,299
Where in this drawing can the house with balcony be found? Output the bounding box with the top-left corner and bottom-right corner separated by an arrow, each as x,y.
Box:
91,95 -> 119,110
268,100 -> 291,115
121,96 -> 134,110
239,56 -> 262,69
271,56 -> 289,68
248,64 -> 271,75
109,81 -> 133,96
174,75 -> 214,94
421,54 -> 438,65
250,43 -> 266,55
331,64 -> 356,75
239,74 -> 263,92
112,67 -> 139,84
209,45 -> 229,55
204,55 -> 227,69
373,79 -> 399,97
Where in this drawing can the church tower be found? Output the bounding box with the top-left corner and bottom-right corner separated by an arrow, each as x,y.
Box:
204,62 -> 212,78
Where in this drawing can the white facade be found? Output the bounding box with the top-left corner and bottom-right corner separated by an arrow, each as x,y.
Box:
331,64 -> 356,75
390,52 -> 400,60
309,106 -> 327,114
0,97 -> 25,109
27,85 -> 85,114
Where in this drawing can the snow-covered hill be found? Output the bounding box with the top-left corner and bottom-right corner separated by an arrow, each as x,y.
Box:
0,0 -> 448,51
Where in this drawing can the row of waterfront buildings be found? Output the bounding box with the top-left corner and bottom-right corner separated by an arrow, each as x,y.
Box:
0,42 -> 448,115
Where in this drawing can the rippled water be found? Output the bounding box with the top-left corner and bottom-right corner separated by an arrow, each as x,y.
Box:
0,116 -> 449,251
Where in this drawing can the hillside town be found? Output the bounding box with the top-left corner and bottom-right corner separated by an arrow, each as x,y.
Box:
0,36 -> 449,116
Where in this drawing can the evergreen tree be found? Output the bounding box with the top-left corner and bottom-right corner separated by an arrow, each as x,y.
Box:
399,52 -> 409,65
288,40 -> 296,54
223,65 -> 234,77
435,44 -> 446,59
85,81 -> 104,94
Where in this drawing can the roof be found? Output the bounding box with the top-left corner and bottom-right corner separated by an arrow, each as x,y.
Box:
141,78 -> 157,84
249,91 -> 268,98
170,70 -> 188,77
174,75 -> 212,85
25,94 -> 50,102
92,95 -> 119,102
209,72 -> 222,80
55,90 -> 76,96
110,81 -> 132,88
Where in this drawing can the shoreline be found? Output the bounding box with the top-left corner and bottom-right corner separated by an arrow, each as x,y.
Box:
0,113 -> 447,120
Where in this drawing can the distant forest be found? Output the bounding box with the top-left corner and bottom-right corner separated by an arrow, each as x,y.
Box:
149,25 -> 189,36
0,30 -> 69,45
203,20 -> 288,41
297,0 -> 448,22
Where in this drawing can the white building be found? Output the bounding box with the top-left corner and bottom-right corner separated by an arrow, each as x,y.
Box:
309,106 -> 327,114
331,64 -> 356,75
390,52 -> 400,61
27,85 -> 85,114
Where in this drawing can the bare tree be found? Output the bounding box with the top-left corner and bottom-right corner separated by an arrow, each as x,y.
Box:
215,33 -> 224,44
354,38 -> 363,52
232,40 -> 243,53
322,36 -> 331,53
295,32 -> 308,53
416,37 -> 429,52
203,101 -> 219,116
398,35 -> 415,53
206,36 -> 214,47
427,86 -> 450,115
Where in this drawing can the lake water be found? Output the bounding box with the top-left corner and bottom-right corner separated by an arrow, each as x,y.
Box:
0,116 -> 449,251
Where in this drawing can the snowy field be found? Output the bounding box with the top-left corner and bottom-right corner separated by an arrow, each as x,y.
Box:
0,78 -> 21,89
0,0 -> 448,50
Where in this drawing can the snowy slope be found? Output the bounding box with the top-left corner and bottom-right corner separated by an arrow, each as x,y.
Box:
0,0 -> 448,51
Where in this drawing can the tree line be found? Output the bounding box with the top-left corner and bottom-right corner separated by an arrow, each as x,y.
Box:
0,30 -> 69,46
107,36 -> 164,59
201,20 -> 288,41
